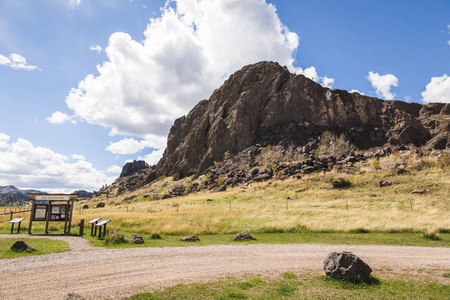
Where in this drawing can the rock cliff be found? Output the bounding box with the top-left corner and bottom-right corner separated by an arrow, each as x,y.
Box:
156,61 -> 450,179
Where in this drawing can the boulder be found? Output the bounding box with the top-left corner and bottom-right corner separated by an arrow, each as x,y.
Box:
378,180 -> 392,187
82,204 -> 89,209
96,202 -> 105,208
128,234 -> 145,244
253,174 -> 271,182
180,235 -> 200,242
234,232 -> 256,241
11,241 -> 36,253
323,251 -> 372,283
411,189 -> 426,194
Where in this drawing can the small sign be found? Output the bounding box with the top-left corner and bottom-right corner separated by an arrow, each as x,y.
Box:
50,205 -> 68,221
33,204 -> 48,221
36,195 -> 71,201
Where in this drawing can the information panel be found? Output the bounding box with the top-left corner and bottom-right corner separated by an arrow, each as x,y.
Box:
50,205 -> 68,221
33,204 -> 48,221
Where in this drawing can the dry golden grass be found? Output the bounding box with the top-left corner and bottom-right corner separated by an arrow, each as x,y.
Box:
72,162 -> 450,235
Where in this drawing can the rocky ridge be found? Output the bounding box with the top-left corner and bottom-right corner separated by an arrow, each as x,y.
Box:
97,61 -> 450,199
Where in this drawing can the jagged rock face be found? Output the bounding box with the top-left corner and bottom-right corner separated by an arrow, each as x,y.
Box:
156,61 -> 449,178
120,160 -> 148,178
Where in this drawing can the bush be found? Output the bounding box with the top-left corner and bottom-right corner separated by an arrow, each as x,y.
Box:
104,231 -> 127,244
331,178 -> 352,189
315,131 -> 355,159
422,230 -> 441,241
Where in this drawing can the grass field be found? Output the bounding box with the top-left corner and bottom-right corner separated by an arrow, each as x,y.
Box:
75,166 -> 449,236
0,238 -> 70,259
128,273 -> 450,300
0,159 -> 449,243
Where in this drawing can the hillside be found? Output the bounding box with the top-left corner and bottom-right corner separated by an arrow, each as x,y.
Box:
0,186 -> 46,207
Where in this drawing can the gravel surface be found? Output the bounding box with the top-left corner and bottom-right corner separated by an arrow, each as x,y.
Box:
0,236 -> 449,299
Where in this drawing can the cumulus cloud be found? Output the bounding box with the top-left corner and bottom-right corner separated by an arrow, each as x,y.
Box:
349,89 -> 365,95
69,0 -> 81,7
64,0 -> 326,147
46,111 -> 74,124
90,45 -> 102,54
105,135 -> 166,155
139,148 -> 165,166
106,165 -> 122,173
0,133 -> 10,148
72,154 -> 86,160
0,53 -> 39,71
321,76 -> 335,89
0,136 -> 109,192
367,71 -> 399,100
421,74 -> 450,103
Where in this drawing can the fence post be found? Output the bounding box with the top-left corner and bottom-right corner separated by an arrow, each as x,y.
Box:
10,210 -> 13,220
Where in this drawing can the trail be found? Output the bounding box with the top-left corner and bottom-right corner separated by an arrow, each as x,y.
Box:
0,236 -> 449,299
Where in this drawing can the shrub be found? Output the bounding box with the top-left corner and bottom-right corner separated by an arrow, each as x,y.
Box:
104,231 -> 127,244
372,159 -> 381,170
331,178 -> 352,189
422,230 -> 441,241
438,153 -> 450,168
315,131 -> 355,159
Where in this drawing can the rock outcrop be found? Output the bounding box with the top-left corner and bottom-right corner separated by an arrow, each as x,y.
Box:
120,160 -> 149,178
156,61 -> 450,179
323,251 -> 372,283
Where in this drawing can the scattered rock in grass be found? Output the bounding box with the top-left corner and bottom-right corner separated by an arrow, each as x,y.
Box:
61,293 -> 85,300
234,232 -> 256,241
180,235 -> 200,242
82,204 -> 89,209
128,234 -> 145,244
11,241 -> 37,253
151,234 -> 161,239
97,202 -> 105,208
207,199 -> 213,202
378,180 -> 392,187
217,185 -> 227,192
323,251 -> 372,283
295,189 -> 307,193
286,196 -> 294,200
411,189 -> 426,194
143,194 -> 150,198
395,168 -> 410,175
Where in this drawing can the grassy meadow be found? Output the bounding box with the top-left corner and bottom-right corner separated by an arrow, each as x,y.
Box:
0,153 -> 449,242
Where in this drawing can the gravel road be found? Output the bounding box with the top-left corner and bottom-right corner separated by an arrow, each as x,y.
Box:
0,235 -> 449,299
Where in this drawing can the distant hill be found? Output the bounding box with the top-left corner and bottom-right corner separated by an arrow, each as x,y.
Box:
0,185 -> 47,207
0,186 -> 93,206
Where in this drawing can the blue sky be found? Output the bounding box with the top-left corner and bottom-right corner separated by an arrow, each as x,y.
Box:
0,0 -> 449,193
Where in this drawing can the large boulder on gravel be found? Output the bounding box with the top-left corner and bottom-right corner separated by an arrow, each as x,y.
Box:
323,251 -> 372,283
180,235 -> 200,242
129,233 -> 145,244
61,293 -> 85,300
234,232 -> 256,241
11,241 -> 37,253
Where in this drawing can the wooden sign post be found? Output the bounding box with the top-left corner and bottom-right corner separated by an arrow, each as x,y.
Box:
27,194 -> 78,235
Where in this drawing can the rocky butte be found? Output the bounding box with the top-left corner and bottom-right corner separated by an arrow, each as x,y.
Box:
155,61 -> 449,180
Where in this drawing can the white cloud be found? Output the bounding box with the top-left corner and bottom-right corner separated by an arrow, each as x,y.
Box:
72,154 -> 86,160
65,0 -> 313,145
321,76 -> 335,89
139,148 -> 165,166
349,89 -> 365,95
106,165 -> 122,173
69,0 -> 81,7
0,53 -> 39,71
367,71 -> 398,100
90,45 -> 102,54
46,111 -> 73,124
301,66 -> 319,81
0,137 -> 108,192
421,74 -> 450,103
106,138 -> 146,154
0,133 -> 10,148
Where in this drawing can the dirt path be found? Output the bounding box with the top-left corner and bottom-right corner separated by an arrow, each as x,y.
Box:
0,238 -> 449,299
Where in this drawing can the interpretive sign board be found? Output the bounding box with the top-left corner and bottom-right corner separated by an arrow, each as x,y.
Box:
50,205 -> 68,221
36,195 -> 71,201
33,204 -> 48,221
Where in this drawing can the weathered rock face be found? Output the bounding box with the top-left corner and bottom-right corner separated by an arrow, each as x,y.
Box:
156,61 -> 448,178
120,160 -> 148,178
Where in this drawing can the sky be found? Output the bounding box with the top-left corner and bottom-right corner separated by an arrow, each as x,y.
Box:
0,0 -> 449,193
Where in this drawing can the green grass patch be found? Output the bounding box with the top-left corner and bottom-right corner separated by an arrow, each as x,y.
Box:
128,275 -> 450,299
0,238 -> 70,259
85,232 -> 450,248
